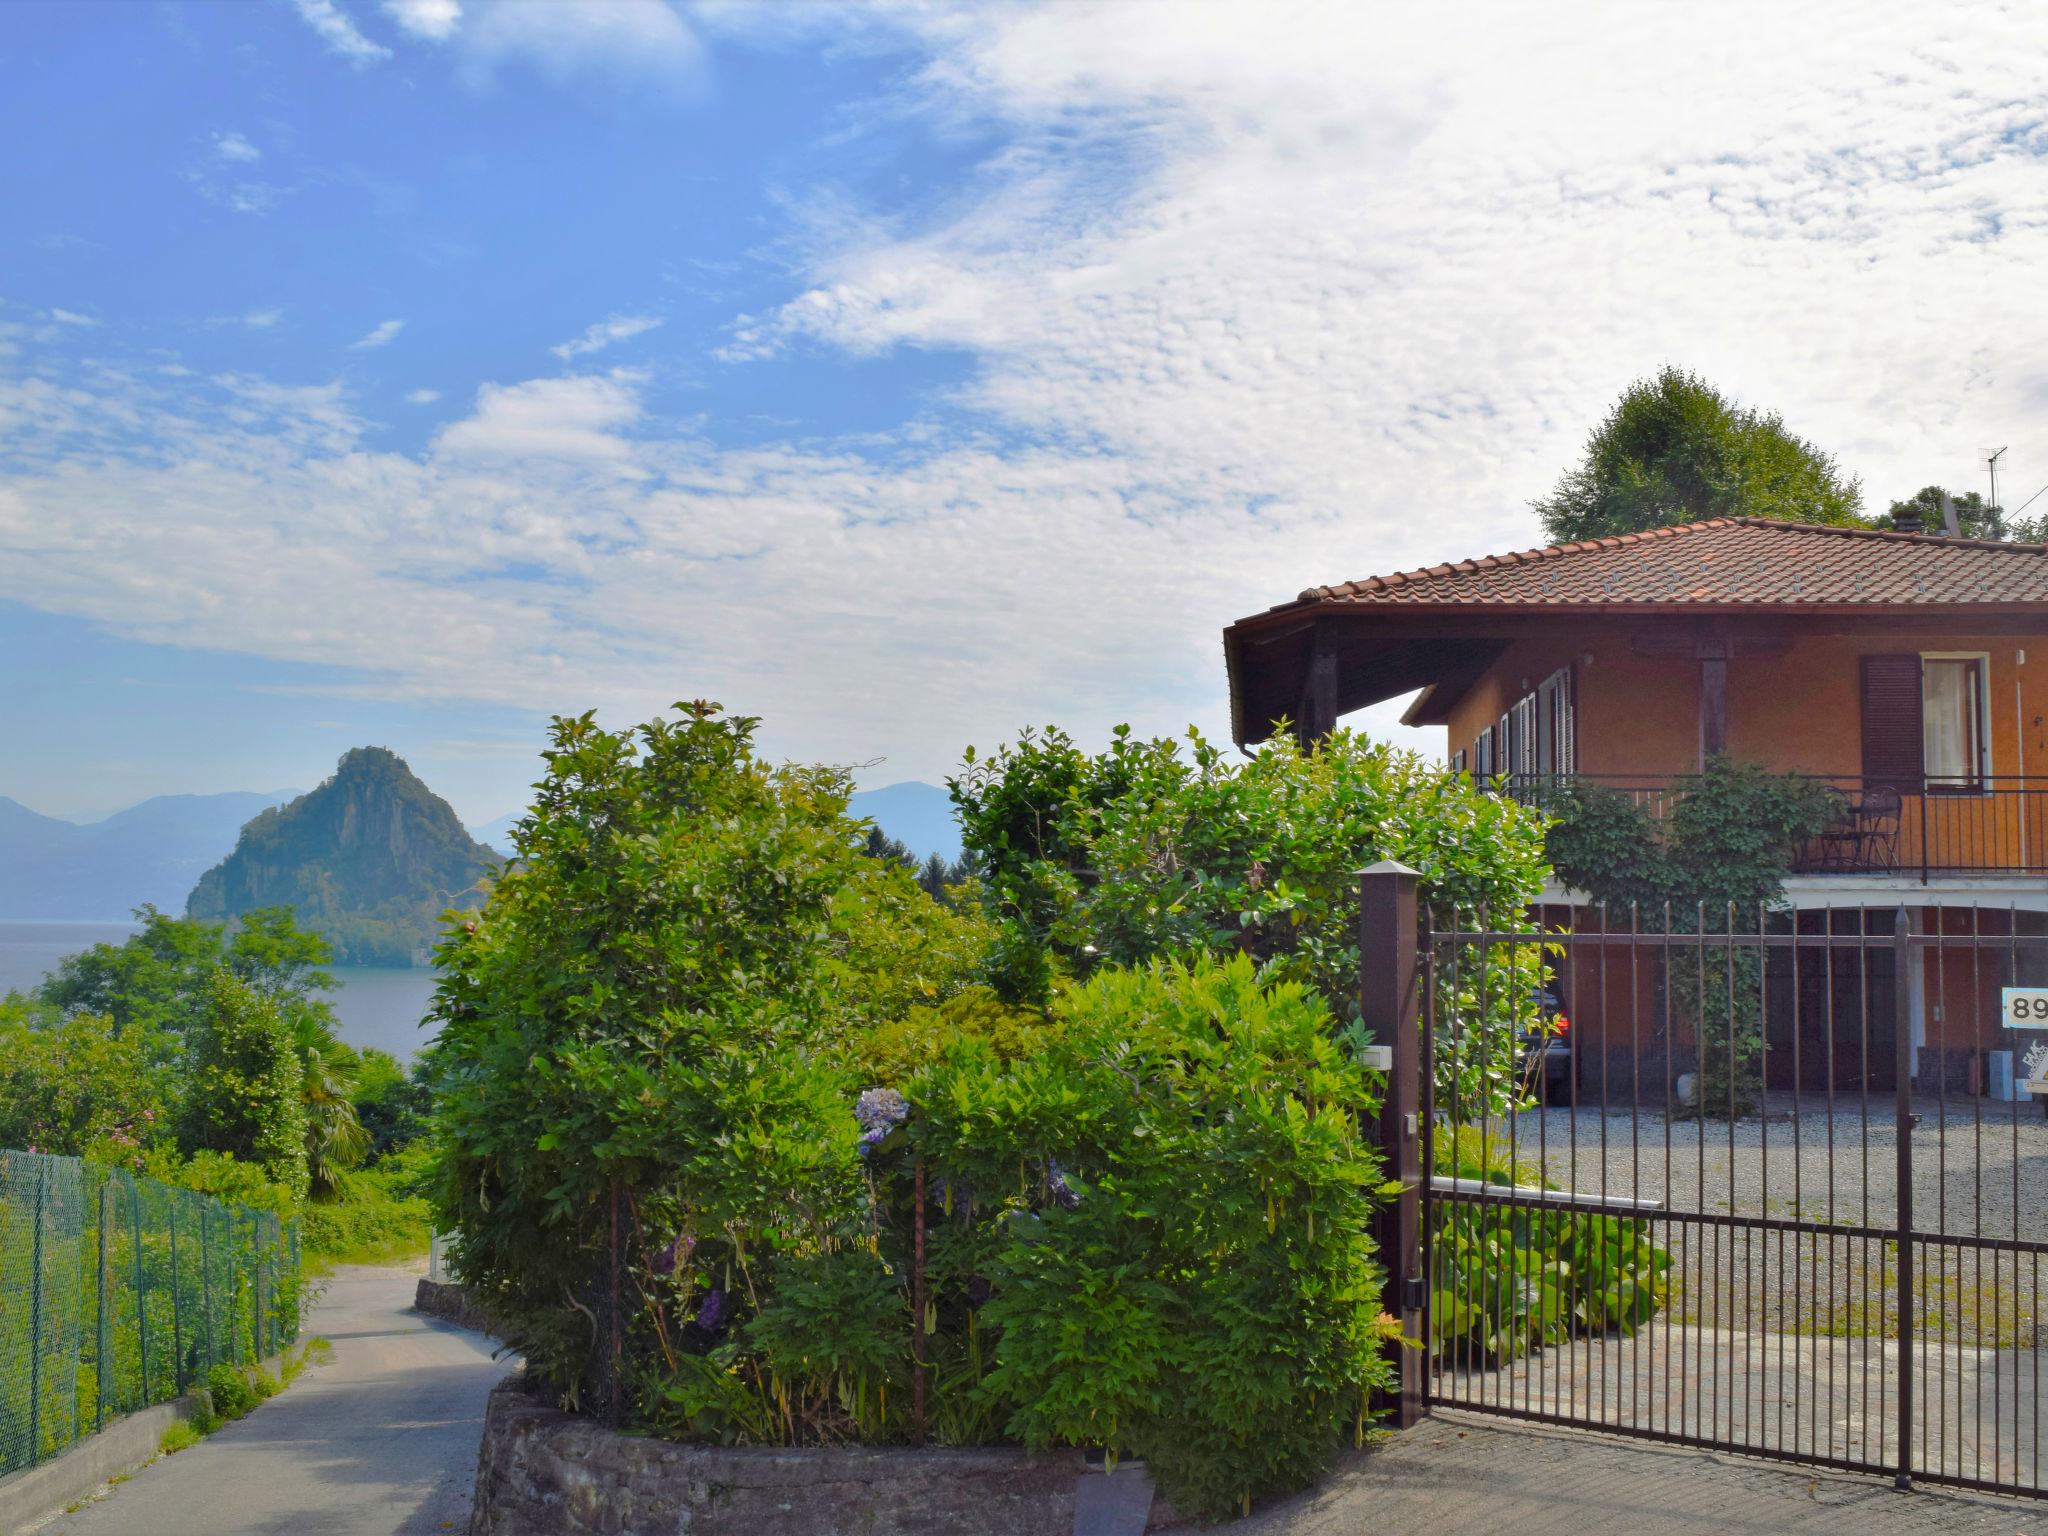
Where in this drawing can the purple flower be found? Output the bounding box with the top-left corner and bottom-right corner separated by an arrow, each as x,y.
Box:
855,1087 -> 909,1134
649,1233 -> 692,1276
856,1124 -> 890,1161
1048,1159 -> 1080,1211
695,1288 -> 727,1333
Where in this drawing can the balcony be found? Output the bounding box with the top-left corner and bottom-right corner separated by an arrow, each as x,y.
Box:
1502,774 -> 2048,881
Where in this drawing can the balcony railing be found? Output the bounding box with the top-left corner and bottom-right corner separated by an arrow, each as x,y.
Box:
1497,773 -> 2048,881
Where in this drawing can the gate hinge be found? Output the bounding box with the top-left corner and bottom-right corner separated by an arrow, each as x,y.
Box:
1402,1276 -> 1426,1313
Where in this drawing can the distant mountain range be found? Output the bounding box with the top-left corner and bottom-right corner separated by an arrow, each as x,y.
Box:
0,790 -> 296,920
189,748 -> 501,966
1,771 -> 960,927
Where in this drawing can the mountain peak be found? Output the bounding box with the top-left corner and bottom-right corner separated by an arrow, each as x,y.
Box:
187,748 -> 499,965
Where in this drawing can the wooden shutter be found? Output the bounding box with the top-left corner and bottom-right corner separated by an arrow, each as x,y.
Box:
1860,654 -> 1924,788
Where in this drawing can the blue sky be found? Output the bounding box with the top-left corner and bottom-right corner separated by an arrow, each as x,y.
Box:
4,1 -> 2047,825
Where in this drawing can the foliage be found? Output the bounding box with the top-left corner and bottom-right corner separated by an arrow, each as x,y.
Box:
187,746 -> 501,965
1427,1127 -> 1669,1363
430,703 -> 988,1409
351,1047 -> 433,1157
36,906 -> 225,1044
1883,484 -> 2046,544
1401,939 -> 1559,1119
159,1419 -> 204,1454
917,957 -> 1395,1518
847,987 -> 1052,1087
1532,368 -> 1864,545
180,974 -> 310,1198
297,1146 -> 434,1265
1535,759 -> 1840,1114
0,1006 -> 171,1162
949,723 -> 1549,1016
205,1363 -> 257,1421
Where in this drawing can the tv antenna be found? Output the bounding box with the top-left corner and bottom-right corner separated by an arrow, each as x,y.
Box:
1988,446 -> 2008,514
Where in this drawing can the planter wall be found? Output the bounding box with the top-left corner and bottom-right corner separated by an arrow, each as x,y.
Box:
469,1376 -> 1173,1536
415,1278 -> 500,1338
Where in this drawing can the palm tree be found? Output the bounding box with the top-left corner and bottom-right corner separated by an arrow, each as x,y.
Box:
289,1012 -> 370,1201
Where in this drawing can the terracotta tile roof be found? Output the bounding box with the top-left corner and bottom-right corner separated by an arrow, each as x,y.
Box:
1290,517 -> 2048,611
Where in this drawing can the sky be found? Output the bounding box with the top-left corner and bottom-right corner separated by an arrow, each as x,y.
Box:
4,1 -> 2048,825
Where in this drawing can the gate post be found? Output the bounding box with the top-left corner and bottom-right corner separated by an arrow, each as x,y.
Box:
1360,861 -> 1425,1428
1891,905 -> 1915,1491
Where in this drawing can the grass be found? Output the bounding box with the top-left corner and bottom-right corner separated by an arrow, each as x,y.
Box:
159,1420 -> 204,1455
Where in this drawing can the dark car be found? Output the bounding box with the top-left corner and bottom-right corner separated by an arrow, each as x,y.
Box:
1518,987 -> 1572,1103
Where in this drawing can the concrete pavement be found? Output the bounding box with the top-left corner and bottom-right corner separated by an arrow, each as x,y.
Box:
37,1267 -> 506,1536
1179,1412 -> 2045,1535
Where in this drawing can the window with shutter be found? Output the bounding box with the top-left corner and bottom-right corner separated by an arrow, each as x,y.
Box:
1860,654 -> 1924,788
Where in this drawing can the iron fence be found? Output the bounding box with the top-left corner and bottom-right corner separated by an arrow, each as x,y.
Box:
1418,903 -> 2046,1501
0,1149 -> 300,1479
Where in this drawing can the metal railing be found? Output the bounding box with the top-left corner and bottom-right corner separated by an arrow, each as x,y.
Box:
0,1150 -> 300,1479
1499,773 -> 2048,881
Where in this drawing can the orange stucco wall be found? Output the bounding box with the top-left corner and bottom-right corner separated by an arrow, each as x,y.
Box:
1443,628 -> 2048,783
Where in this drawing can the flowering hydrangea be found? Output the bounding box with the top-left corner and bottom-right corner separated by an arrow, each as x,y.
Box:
1047,1159 -> 1081,1211
694,1288 -> 727,1333
854,1087 -> 908,1132
649,1232 -> 694,1276
854,1087 -> 909,1160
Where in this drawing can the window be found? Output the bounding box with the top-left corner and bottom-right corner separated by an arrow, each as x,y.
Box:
1449,748 -> 1467,774
1859,652 -> 1992,790
1475,728 -> 1494,780
1922,655 -> 1989,789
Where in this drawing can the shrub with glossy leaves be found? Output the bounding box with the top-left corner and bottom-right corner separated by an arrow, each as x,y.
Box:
908,954 -> 1395,1518
949,724 -> 1549,1014
428,704 -> 991,1406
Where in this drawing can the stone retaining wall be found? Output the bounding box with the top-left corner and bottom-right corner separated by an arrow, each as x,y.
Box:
468,1376 -> 1173,1536
414,1277 -> 500,1338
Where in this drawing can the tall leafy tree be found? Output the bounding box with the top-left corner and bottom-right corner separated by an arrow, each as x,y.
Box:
181,972 -> 310,1198
1883,484 -> 2046,543
1533,368 -> 1864,544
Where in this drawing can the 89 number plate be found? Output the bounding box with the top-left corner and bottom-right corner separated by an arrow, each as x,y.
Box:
2001,987 -> 2048,1028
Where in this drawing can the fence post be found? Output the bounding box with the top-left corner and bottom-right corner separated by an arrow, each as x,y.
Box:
1359,861 -> 1425,1428
1892,905 -> 1915,1490
30,1159 -> 46,1467
95,1179 -> 108,1431
169,1200 -> 184,1394
199,1202 -> 214,1373
130,1178 -> 150,1406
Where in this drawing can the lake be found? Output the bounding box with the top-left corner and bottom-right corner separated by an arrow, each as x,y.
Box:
0,920 -> 443,1062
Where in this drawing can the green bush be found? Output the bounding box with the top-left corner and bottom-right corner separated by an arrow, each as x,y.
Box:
949,724 -> 1549,1013
205,1363 -> 256,1421
248,1367 -> 280,1401
915,956 -> 1396,1517
1427,1127 -> 1669,1363
847,987 -> 1052,1086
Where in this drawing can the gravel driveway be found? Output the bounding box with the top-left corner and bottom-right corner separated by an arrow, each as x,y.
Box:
1458,1095 -> 2048,1345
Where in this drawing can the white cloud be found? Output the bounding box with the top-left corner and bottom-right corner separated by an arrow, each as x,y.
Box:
452,0 -> 701,89
288,0 -> 390,62
383,0 -> 460,41
214,132 -> 261,163
348,318 -> 405,350
405,387 -> 441,404
10,4 -> 2048,779
551,314 -> 663,360
48,309 -> 98,327
243,308 -> 283,329
433,373 -> 643,460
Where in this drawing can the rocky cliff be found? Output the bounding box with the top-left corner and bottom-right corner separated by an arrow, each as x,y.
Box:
187,747 -> 500,965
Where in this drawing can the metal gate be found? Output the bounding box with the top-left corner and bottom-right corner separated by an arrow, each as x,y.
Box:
1415,899 -> 2046,1500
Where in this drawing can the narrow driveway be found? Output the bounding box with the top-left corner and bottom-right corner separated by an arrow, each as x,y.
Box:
42,1266 -> 506,1536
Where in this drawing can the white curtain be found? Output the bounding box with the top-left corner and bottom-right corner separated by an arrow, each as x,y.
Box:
1922,659 -> 1982,785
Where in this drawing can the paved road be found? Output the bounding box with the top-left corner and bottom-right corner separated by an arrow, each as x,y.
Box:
42,1267 -> 506,1536
1189,1412 -> 2045,1534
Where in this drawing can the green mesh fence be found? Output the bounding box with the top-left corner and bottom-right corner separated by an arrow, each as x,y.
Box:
0,1150 -> 301,1478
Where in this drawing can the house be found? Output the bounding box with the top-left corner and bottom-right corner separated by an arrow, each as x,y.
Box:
1223,515 -> 2048,1098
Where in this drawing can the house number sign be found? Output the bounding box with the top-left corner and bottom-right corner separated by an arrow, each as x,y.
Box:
2000,988 -> 2048,1095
